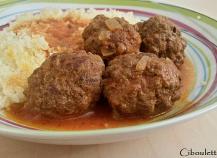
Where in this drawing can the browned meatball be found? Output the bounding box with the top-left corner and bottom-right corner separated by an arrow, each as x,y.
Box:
24,51 -> 105,118
136,15 -> 186,68
82,15 -> 141,60
103,53 -> 181,118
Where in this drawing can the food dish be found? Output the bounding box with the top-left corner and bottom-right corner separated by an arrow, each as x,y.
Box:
0,1 -> 216,145
0,4 -> 208,135
2,8 -> 186,128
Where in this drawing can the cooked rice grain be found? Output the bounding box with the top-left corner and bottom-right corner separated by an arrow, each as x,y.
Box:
0,30 -> 48,108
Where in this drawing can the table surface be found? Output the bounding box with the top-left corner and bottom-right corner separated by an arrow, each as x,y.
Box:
1,1 -> 217,158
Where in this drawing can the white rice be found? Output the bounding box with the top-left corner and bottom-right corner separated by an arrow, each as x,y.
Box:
0,30 -> 49,108
9,8 -> 140,30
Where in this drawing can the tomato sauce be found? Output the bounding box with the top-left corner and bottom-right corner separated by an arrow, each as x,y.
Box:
13,17 -> 90,53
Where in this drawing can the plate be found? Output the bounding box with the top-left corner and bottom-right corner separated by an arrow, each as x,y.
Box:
0,0 -> 216,145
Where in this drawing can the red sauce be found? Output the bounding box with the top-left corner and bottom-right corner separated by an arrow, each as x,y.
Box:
5,58 -> 195,131
14,17 -> 90,53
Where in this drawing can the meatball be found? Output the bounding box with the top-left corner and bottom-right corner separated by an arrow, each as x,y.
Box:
82,15 -> 141,60
24,51 -> 105,118
136,15 -> 186,67
103,53 -> 181,118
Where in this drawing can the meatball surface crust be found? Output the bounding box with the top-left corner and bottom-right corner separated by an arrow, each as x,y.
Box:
82,15 -> 141,60
24,51 -> 105,118
137,15 -> 186,67
103,53 -> 181,118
